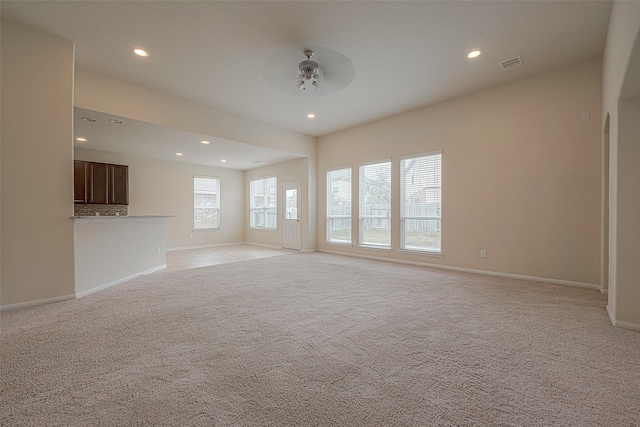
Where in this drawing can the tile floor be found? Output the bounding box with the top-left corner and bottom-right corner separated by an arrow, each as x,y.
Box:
162,244 -> 295,273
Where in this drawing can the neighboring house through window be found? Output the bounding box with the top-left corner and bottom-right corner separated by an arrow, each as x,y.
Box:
400,152 -> 442,253
194,176 -> 220,230
359,160 -> 391,248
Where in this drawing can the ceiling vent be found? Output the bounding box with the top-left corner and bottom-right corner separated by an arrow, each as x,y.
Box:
501,56 -> 523,70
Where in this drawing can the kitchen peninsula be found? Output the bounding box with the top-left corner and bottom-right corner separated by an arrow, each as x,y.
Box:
73,215 -> 174,297
73,158 -> 174,297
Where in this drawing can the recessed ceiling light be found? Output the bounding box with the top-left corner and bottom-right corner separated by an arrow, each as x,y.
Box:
221,159 -> 227,163
467,50 -> 482,59
175,152 -> 183,156
108,119 -> 123,124
133,48 -> 148,57
201,140 -> 211,145
75,137 -> 87,142
307,113 -> 315,118
81,117 -> 96,122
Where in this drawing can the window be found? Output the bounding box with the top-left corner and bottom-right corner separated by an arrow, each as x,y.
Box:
327,168 -> 352,243
400,152 -> 442,253
250,176 -> 277,229
359,161 -> 391,248
194,176 -> 220,229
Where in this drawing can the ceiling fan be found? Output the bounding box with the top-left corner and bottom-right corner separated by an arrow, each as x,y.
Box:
262,46 -> 355,97
296,50 -> 323,91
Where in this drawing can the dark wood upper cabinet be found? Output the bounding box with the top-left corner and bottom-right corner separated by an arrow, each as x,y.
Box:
74,160 -> 88,203
109,164 -> 129,205
74,160 -> 129,205
88,162 -> 109,204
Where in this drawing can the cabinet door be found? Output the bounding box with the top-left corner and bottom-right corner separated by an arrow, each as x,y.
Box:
88,162 -> 109,204
109,164 -> 129,205
74,160 -> 88,203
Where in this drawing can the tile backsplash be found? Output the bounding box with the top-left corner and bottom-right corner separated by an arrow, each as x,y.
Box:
74,204 -> 128,217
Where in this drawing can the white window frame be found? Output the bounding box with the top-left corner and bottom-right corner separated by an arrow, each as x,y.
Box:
326,166 -> 352,244
400,151 -> 442,254
193,175 -> 220,230
250,175 -> 278,230
359,159 -> 392,249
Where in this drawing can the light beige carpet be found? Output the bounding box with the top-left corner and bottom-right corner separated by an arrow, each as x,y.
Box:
1,252 -> 639,426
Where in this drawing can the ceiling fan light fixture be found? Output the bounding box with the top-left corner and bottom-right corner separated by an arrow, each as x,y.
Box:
296,50 -> 323,91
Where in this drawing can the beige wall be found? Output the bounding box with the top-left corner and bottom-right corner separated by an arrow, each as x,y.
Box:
1,19 -> 76,308
75,149 -> 245,249
317,58 -> 602,286
245,158 -> 315,250
602,1 -> 640,329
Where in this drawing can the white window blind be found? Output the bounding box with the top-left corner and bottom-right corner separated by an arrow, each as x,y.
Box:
194,176 -> 220,229
250,176 -> 277,229
400,152 -> 442,253
326,168 -> 352,243
359,161 -> 391,248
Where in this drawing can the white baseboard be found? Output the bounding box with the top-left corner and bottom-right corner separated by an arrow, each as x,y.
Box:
0,294 -> 76,312
142,264 -> 167,275
75,264 -> 166,299
167,242 -> 244,252
614,319 -> 640,332
318,249 -> 600,290
606,305 -> 640,332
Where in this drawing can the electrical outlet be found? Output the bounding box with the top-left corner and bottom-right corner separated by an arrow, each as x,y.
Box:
156,247 -> 160,255
189,233 -> 193,239
480,250 -> 487,258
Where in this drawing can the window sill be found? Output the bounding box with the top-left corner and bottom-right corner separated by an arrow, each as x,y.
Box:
359,244 -> 392,251
326,241 -> 353,247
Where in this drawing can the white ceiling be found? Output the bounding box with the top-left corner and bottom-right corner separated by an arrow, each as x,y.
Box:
2,1 -> 612,168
